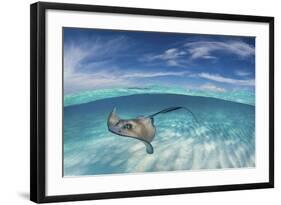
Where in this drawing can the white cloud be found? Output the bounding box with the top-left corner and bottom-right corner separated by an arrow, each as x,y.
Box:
156,48 -> 186,60
64,36 -> 132,93
198,72 -> 254,86
142,40 -> 254,66
64,44 -> 88,78
64,72 -> 131,93
185,41 -> 254,60
122,71 -> 189,78
167,59 -> 180,66
235,70 -> 251,77
199,83 -> 226,92
64,36 -> 127,74
65,69 -> 190,93
64,39 -> 191,93
143,48 -> 186,67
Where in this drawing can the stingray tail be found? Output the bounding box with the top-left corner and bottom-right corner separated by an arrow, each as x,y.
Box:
148,106 -> 225,141
148,106 -> 199,124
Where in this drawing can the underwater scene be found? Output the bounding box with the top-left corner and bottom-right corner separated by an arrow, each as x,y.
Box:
63,28 -> 255,176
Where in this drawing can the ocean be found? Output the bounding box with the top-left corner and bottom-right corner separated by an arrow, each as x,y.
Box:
64,87 -> 255,176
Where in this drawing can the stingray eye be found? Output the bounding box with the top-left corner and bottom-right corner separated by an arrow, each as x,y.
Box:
123,123 -> 132,129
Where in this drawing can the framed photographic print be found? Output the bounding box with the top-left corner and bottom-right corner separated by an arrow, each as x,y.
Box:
30,1 -> 274,203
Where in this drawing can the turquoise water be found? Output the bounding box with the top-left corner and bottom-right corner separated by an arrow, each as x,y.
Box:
64,85 -> 255,107
64,93 -> 255,176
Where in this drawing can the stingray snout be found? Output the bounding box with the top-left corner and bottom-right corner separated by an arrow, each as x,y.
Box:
107,107 -> 120,127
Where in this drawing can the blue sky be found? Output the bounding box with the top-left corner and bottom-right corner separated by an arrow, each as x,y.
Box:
63,27 -> 255,94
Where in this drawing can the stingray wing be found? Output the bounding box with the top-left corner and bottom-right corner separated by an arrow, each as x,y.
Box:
108,126 -> 154,154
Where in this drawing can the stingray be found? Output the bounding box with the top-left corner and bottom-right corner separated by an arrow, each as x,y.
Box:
107,106 -> 198,154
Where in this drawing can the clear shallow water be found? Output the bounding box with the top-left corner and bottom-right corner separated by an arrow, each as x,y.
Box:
64,85 -> 255,107
64,93 -> 255,176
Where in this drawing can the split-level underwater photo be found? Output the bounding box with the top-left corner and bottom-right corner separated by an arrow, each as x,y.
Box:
63,27 -> 256,176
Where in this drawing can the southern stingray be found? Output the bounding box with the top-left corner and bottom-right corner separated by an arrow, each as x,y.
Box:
107,106 -> 198,154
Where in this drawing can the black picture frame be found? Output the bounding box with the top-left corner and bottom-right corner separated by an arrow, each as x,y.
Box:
30,1 -> 274,203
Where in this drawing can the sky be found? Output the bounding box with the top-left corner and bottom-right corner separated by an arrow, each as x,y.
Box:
63,27 -> 255,94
